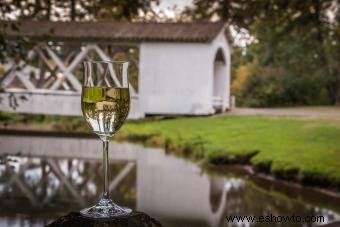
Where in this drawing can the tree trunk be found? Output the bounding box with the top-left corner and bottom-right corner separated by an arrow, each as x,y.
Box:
46,0 -> 51,20
313,0 -> 338,104
71,0 -> 76,21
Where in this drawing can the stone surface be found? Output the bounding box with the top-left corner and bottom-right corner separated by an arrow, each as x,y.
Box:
47,212 -> 164,227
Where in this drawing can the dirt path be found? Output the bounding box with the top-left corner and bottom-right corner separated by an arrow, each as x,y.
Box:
225,107 -> 340,118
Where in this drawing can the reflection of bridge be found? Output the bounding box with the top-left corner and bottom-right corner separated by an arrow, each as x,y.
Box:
136,147 -> 243,227
0,134 -> 243,226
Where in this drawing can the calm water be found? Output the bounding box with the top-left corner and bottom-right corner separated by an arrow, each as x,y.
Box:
0,133 -> 339,227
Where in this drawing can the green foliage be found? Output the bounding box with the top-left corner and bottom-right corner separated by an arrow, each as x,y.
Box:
0,0 -> 159,21
187,0 -> 340,106
233,62 -> 286,107
80,0 -> 159,21
184,0 -> 259,32
240,1 -> 338,106
0,22 -> 35,64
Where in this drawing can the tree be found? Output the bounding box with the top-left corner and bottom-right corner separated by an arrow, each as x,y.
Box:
186,0 -> 340,105
0,0 -> 159,21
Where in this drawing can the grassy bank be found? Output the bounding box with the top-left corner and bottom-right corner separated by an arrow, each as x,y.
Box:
118,115 -> 340,190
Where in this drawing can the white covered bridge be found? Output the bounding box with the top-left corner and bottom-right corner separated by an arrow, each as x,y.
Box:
0,21 -> 231,118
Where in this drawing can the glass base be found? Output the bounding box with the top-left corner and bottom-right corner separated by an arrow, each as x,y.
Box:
80,197 -> 132,219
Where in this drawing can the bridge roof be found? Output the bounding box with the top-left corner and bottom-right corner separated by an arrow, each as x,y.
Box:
4,21 -> 226,43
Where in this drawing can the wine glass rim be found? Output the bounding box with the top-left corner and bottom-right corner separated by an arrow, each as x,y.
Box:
84,60 -> 129,64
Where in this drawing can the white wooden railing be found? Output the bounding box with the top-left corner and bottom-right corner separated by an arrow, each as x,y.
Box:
0,43 -> 142,118
1,44 -> 137,94
212,96 -> 223,109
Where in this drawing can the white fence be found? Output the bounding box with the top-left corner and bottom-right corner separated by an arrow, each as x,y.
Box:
0,43 -> 142,119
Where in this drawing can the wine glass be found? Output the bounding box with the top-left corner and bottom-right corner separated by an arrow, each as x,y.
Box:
80,60 -> 131,219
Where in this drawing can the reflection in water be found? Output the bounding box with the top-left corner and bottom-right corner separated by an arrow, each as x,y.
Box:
0,134 -> 339,227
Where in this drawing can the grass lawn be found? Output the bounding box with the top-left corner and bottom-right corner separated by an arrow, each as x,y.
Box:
119,115 -> 340,189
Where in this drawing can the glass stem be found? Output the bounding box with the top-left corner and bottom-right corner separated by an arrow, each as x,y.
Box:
103,140 -> 109,198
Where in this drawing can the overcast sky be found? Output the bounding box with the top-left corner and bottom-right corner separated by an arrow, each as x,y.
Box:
158,0 -> 193,9
154,0 -> 193,17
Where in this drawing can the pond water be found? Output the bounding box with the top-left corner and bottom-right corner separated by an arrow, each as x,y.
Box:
0,133 -> 339,227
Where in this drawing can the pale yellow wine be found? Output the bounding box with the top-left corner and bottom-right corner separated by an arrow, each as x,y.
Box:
81,87 -> 130,138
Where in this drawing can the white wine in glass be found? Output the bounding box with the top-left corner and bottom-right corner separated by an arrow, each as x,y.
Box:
80,60 -> 131,219
82,87 -> 130,139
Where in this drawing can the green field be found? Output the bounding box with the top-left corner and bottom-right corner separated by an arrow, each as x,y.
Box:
120,115 -> 340,190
